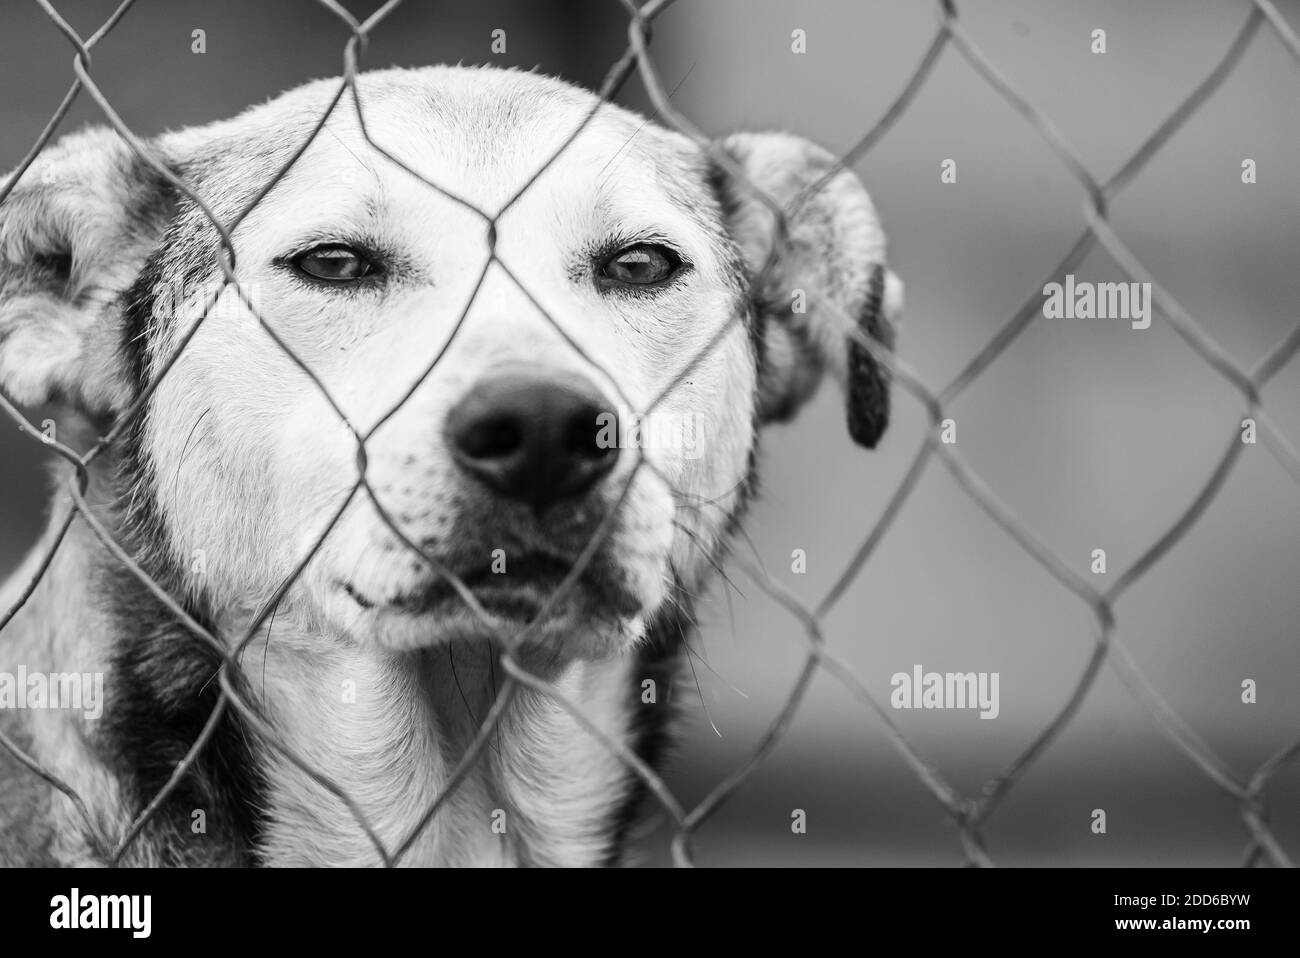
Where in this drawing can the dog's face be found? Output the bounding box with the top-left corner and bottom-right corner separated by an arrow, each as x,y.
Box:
0,66 -> 900,662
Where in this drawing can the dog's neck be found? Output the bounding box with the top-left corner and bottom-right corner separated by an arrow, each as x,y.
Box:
239,621 -> 645,867
4,451 -> 683,867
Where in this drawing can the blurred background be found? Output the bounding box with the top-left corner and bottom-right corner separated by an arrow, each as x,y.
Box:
1,0 -> 1296,866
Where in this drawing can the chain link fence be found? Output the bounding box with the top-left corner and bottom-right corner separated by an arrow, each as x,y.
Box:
0,0 -> 1297,867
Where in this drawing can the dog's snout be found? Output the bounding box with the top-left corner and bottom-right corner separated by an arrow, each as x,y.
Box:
446,368 -> 620,510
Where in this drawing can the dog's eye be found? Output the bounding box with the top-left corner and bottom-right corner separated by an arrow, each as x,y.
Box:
600,244 -> 681,287
291,244 -> 377,283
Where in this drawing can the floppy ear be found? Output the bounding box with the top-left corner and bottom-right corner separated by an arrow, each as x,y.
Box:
0,127 -> 169,414
713,132 -> 903,448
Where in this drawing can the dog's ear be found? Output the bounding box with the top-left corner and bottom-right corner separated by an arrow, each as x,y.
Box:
713,132 -> 903,448
0,127 -> 170,414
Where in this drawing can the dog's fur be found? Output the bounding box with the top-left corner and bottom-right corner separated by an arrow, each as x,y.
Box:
0,65 -> 901,866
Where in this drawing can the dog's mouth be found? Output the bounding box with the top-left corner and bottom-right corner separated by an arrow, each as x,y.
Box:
340,550 -> 643,623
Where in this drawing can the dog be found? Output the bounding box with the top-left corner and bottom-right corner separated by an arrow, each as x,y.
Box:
0,65 -> 902,866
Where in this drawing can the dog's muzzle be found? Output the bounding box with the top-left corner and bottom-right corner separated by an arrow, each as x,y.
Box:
445,365 -> 621,511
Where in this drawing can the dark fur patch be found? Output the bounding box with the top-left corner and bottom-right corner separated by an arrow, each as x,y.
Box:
705,157 -> 766,364
101,575 -> 265,866
118,192 -> 219,395
604,595 -> 690,866
845,264 -> 892,448
100,267 -> 266,865
119,252 -> 166,393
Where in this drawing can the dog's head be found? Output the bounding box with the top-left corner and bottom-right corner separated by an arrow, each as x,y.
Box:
0,66 -> 901,661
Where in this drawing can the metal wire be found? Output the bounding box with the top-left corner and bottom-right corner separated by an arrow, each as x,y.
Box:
0,0 -> 1296,868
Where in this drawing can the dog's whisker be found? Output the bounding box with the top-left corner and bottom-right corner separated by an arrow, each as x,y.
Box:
671,520 -> 745,601
659,566 -> 747,703
679,621 -> 747,700
668,500 -> 770,582
446,643 -> 480,732
261,599 -> 279,703
673,614 -> 721,739
171,407 -> 212,494
486,639 -> 503,758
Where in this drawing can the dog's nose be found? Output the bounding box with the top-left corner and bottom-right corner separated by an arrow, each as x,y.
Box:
446,368 -> 620,511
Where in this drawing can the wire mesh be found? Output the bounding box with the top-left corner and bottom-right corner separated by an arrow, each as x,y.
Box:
0,0 -> 1297,867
